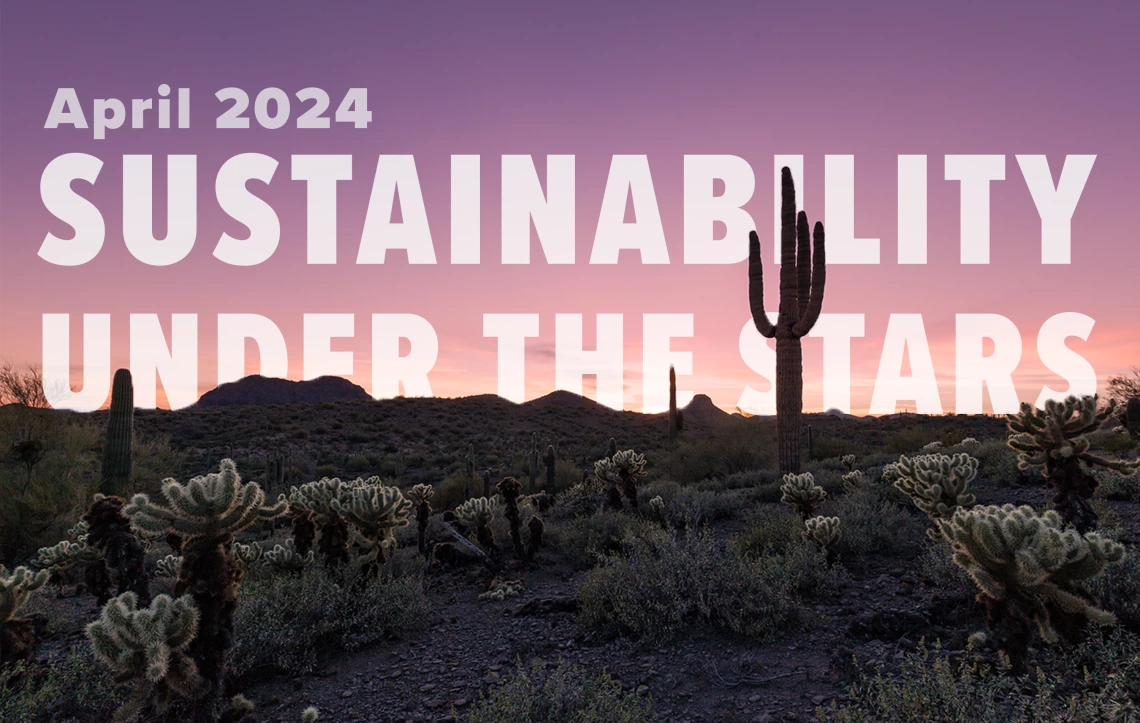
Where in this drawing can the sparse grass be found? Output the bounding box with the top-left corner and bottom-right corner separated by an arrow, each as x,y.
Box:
0,647 -> 124,723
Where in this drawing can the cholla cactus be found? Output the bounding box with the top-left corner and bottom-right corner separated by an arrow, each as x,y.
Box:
594,449 -> 648,511
87,592 -> 201,720
881,462 -> 902,485
262,539 -> 314,573
83,494 -> 151,607
893,453 -> 978,527
780,472 -> 827,519
34,535 -> 102,571
331,479 -> 412,572
479,578 -> 524,601
407,483 -> 435,557
960,437 -> 980,447
1,566 -> 50,665
649,495 -> 668,529
840,454 -> 856,472
288,477 -> 363,566
155,555 -> 183,579
456,497 -> 499,556
841,470 -> 866,493
302,707 -> 320,723
1008,395 -> 1140,532
123,460 -> 284,717
127,460 -> 285,544
803,515 -> 841,550
922,441 -> 943,451
935,504 -> 1124,670
232,542 -> 263,570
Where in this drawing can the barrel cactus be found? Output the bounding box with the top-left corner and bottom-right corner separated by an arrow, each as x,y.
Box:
87,592 -> 201,720
1007,395 -> 1140,532
780,472 -> 827,520
935,504 -> 1124,670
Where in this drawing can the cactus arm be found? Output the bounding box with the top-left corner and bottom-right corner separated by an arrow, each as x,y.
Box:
747,231 -> 776,339
796,210 -> 812,320
792,221 -> 826,338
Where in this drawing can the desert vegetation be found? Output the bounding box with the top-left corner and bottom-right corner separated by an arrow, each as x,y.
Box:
2,181 -> 1139,720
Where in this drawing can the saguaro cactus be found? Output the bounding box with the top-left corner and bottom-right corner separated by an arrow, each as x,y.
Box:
668,366 -> 680,441
748,168 -> 826,473
543,444 -> 557,490
125,459 -> 285,719
1007,395 -> 1140,532
100,368 -> 134,496
529,434 -> 540,494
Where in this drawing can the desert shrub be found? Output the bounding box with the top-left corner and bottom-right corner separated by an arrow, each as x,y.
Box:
732,506 -> 803,556
818,486 -> 926,561
0,646 -> 125,723
919,539 -> 975,601
229,565 -> 430,677
1088,545 -> 1140,629
811,435 -> 862,461
637,481 -> 742,527
547,509 -> 657,570
822,632 -> 1140,722
885,427 -> 940,454
465,659 -> 653,723
0,410 -> 102,564
762,540 -> 851,598
660,433 -> 773,484
970,438 -> 1042,487
1095,467 -> 1140,502
578,529 -> 797,640
435,469 -> 475,510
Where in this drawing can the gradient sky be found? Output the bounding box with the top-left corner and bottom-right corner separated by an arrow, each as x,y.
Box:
1,1 -> 1137,414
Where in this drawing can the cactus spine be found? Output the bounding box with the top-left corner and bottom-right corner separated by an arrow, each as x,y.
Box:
748,168 -> 826,473
100,368 -> 134,496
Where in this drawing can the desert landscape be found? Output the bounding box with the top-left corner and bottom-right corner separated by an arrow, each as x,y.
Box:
2,362 -> 1140,722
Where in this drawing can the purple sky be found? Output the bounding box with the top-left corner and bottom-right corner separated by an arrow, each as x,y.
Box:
2,1 -> 1137,412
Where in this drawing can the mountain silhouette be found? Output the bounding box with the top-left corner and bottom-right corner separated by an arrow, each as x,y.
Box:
194,375 -> 370,407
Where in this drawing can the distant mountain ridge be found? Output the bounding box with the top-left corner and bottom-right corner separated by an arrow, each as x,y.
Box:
195,375 -> 371,407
